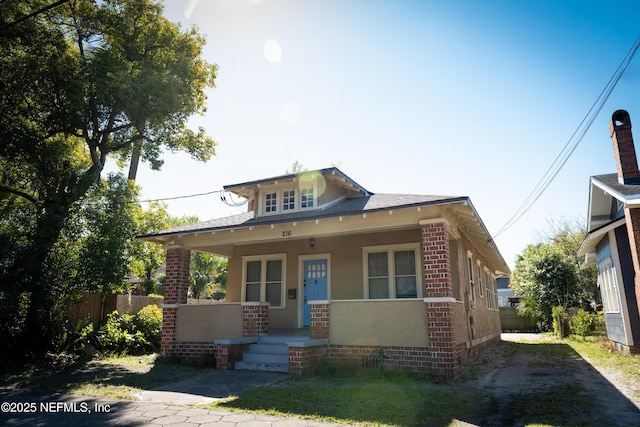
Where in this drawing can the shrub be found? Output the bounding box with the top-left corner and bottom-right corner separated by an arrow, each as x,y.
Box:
570,309 -> 600,338
98,311 -> 147,356
134,305 -> 162,350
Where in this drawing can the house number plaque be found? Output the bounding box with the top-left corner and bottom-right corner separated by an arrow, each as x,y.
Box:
282,230 -> 292,237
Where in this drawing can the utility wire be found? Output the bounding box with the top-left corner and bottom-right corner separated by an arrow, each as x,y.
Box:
137,189 -> 247,207
491,35 -> 640,241
0,0 -> 72,32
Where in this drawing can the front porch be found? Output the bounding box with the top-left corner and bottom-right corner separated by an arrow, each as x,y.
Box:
160,221 -> 466,380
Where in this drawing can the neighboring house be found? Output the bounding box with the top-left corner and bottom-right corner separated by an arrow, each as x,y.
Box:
496,276 -> 520,307
578,110 -> 640,354
140,167 -> 511,379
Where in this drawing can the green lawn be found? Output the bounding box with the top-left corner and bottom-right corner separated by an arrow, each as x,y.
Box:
2,336 -> 638,426
212,371 -> 482,426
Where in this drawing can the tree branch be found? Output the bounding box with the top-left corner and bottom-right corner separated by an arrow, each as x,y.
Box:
0,185 -> 38,204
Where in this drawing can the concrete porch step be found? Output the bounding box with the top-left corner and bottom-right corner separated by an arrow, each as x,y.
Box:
242,351 -> 287,364
249,342 -> 289,355
234,332 -> 312,373
234,360 -> 289,373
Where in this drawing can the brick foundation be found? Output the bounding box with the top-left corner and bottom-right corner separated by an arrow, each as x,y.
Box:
171,341 -> 217,359
289,344 -> 327,375
324,345 -> 430,372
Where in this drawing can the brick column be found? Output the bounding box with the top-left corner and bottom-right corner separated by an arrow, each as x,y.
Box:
421,220 -> 459,380
242,302 -> 269,337
160,245 -> 191,357
309,301 -> 330,339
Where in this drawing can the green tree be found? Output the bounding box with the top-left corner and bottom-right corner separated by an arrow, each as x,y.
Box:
129,202 -> 198,295
0,0 -> 217,356
542,218 -> 600,310
190,252 -> 228,300
511,243 -> 581,331
74,174 -> 139,295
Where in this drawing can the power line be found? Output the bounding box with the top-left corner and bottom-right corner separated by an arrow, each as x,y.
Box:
137,189 -> 247,207
0,0 -> 72,32
491,35 -> 640,241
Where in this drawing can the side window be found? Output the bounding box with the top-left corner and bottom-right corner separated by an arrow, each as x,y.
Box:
467,253 -> 475,307
364,245 -> 421,299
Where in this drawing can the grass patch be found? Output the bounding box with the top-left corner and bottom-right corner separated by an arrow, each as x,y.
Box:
205,370 -> 484,426
1,353 -> 213,400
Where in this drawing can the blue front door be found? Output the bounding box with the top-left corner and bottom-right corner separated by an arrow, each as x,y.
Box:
303,259 -> 328,327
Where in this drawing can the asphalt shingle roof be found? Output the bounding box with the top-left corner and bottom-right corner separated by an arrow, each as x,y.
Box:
141,193 -> 464,238
592,173 -> 640,198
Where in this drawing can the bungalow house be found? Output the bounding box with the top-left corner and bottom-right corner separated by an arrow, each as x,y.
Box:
140,167 -> 511,379
578,110 -> 640,354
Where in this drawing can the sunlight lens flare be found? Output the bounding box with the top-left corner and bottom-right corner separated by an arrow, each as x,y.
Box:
264,39 -> 283,63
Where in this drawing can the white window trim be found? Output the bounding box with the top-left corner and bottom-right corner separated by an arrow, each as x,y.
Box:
467,251 -> 476,308
241,253 -> 287,309
477,261 -> 484,298
484,268 -> 493,309
362,243 -> 423,299
260,183 -> 318,216
598,257 -> 620,314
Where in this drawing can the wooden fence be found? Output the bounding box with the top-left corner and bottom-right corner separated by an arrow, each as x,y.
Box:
499,307 -> 537,332
67,292 -> 163,327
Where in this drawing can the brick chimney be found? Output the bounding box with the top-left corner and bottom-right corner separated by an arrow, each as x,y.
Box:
610,110 -> 640,185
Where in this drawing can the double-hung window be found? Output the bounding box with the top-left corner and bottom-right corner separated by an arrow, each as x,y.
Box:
598,258 -> 620,313
243,255 -> 286,308
477,262 -> 483,297
467,252 -> 476,308
484,269 -> 493,309
363,244 -> 421,299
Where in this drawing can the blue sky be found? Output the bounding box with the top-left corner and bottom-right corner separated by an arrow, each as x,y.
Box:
110,0 -> 640,269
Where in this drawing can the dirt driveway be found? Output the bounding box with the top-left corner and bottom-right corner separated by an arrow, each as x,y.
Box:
457,334 -> 640,426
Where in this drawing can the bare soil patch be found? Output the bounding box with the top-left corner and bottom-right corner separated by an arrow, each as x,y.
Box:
460,335 -> 640,426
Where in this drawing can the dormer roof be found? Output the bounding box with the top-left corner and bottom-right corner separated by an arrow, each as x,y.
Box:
223,167 -> 371,199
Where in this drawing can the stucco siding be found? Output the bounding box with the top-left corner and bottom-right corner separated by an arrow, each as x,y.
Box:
175,303 -> 243,342
329,300 -> 428,347
226,228 -> 422,329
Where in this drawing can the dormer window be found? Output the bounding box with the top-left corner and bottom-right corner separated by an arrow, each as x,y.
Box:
283,190 -> 295,211
265,192 -> 277,213
301,187 -> 314,209
261,184 -> 317,215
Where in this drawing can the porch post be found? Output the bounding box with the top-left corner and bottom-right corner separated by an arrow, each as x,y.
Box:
160,245 -> 191,357
309,300 -> 330,339
242,302 -> 269,337
420,219 -> 460,380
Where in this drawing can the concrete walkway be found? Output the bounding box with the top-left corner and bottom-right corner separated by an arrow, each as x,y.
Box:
0,370 -> 353,426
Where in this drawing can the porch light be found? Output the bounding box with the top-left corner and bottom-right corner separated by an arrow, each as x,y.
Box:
309,237 -> 316,249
